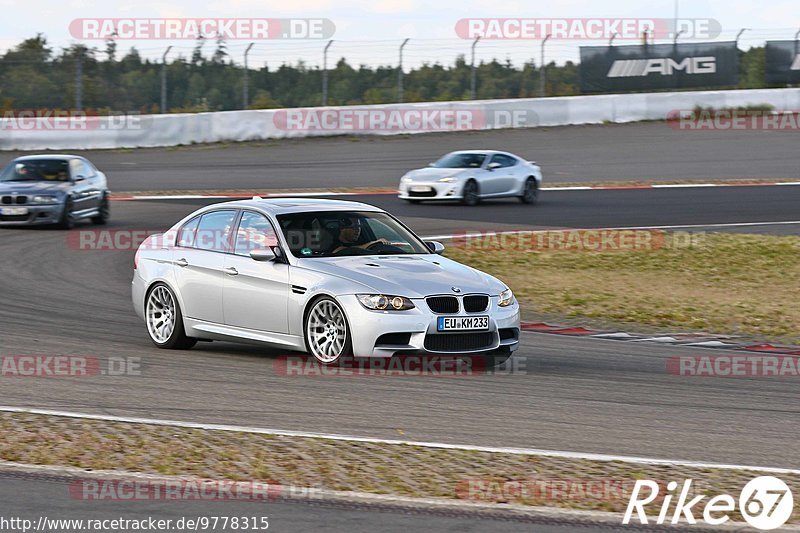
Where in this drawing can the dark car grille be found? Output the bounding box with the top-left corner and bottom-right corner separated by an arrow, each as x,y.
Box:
426,296 -> 459,314
463,295 -> 489,313
408,189 -> 437,197
2,195 -> 27,205
0,214 -> 30,222
424,332 -> 495,352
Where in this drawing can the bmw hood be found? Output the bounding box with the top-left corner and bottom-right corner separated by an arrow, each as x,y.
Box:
299,255 -> 505,297
0,181 -> 70,194
404,168 -> 470,181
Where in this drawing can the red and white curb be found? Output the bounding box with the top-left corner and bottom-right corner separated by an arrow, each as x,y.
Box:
109,181 -> 800,201
522,322 -> 800,355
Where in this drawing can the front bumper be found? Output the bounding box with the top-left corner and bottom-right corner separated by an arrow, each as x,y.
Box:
339,294 -> 520,358
398,181 -> 463,201
0,204 -> 63,225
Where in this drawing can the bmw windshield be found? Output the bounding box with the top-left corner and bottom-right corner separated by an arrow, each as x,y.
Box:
0,159 -> 70,182
277,211 -> 430,257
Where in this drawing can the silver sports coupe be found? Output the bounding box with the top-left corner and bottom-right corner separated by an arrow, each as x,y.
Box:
132,198 -> 520,365
398,150 -> 543,206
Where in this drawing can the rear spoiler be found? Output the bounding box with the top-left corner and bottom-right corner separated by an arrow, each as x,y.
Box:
528,160 -> 538,165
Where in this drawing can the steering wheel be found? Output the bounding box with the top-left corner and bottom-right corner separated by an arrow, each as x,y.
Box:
367,241 -> 404,253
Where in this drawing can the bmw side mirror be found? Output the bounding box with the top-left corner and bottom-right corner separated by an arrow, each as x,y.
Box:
250,248 -> 276,262
487,162 -> 501,171
425,241 -> 445,255
73,175 -> 86,182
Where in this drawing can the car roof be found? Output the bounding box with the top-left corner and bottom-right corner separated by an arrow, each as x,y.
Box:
206,197 -> 386,216
447,149 -> 517,157
11,154 -> 85,162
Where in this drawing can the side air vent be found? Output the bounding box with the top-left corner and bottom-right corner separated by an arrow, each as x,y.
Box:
291,285 -> 307,295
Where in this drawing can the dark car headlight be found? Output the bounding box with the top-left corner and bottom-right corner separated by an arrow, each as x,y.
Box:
357,294 -> 415,311
31,195 -> 60,205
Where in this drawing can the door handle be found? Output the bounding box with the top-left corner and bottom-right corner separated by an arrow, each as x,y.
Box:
224,267 -> 239,276
175,258 -> 188,267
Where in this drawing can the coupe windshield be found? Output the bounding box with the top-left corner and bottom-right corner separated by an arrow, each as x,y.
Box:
277,211 -> 430,257
0,159 -> 70,182
431,152 -> 486,169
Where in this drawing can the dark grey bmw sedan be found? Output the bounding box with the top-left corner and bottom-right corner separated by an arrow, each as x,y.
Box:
0,155 -> 110,228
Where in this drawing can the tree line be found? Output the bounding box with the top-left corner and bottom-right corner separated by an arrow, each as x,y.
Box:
0,34 -> 769,114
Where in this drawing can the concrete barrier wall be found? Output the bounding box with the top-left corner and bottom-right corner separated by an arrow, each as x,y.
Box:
2,88 -> 799,151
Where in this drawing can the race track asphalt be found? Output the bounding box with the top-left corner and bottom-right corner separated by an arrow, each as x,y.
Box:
2,121 -> 798,191
0,199 -> 797,470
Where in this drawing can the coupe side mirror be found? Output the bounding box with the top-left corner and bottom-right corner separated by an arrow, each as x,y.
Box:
425,241 -> 445,255
487,162 -> 502,171
73,175 -> 86,182
250,248 -> 276,262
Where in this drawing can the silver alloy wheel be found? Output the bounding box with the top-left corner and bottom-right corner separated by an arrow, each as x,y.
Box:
306,299 -> 347,363
146,285 -> 176,344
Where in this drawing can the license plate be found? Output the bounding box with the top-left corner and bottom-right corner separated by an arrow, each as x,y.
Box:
437,316 -> 489,331
0,207 -> 28,215
410,186 -> 432,193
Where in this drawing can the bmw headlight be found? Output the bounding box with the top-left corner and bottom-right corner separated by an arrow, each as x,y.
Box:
357,294 -> 415,311
498,288 -> 515,307
401,176 -> 412,183
31,195 -> 59,204
438,177 -> 457,183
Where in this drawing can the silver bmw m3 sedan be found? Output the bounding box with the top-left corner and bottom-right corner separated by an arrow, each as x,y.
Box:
132,198 -> 520,365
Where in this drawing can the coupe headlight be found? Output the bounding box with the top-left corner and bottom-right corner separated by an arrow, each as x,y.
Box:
31,195 -> 59,204
438,177 -> 457,183
357,294 -> 415,311
401,176 -> 412,183
498,288 -> 515,307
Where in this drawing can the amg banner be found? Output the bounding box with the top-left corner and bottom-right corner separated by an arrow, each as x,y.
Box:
579,42 -> 738,93
765,41 -> 800,84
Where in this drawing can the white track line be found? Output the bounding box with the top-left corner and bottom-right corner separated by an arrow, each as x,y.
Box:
110,181 -> 800,200
422,220 -> 800,240
2,406 -> 798,475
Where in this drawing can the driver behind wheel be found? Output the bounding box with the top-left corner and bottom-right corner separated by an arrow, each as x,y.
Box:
331,216 -> 388,254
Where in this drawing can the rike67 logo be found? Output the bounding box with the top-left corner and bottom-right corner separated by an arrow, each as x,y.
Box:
623,476 -> 794,530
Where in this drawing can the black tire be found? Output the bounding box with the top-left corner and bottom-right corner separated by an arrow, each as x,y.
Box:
461,180 -> 480,206
519,177 -> 539,204
144,283 -> 196,350
303,296 -> 353,365
91,194 -> 110,225
57,197 -> 75,229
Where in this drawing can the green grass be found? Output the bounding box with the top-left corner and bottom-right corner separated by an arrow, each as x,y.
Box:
447,232 -> 800,341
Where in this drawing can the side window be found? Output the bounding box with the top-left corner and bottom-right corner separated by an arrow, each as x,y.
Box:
194,210 -> 237,253
491,154 -> 517,168
234,212 -> 279,256
176,216 -> 200,248
501,155 -> 518,167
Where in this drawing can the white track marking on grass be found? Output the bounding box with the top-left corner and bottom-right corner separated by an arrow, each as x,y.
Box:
1,406 -> 798,475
